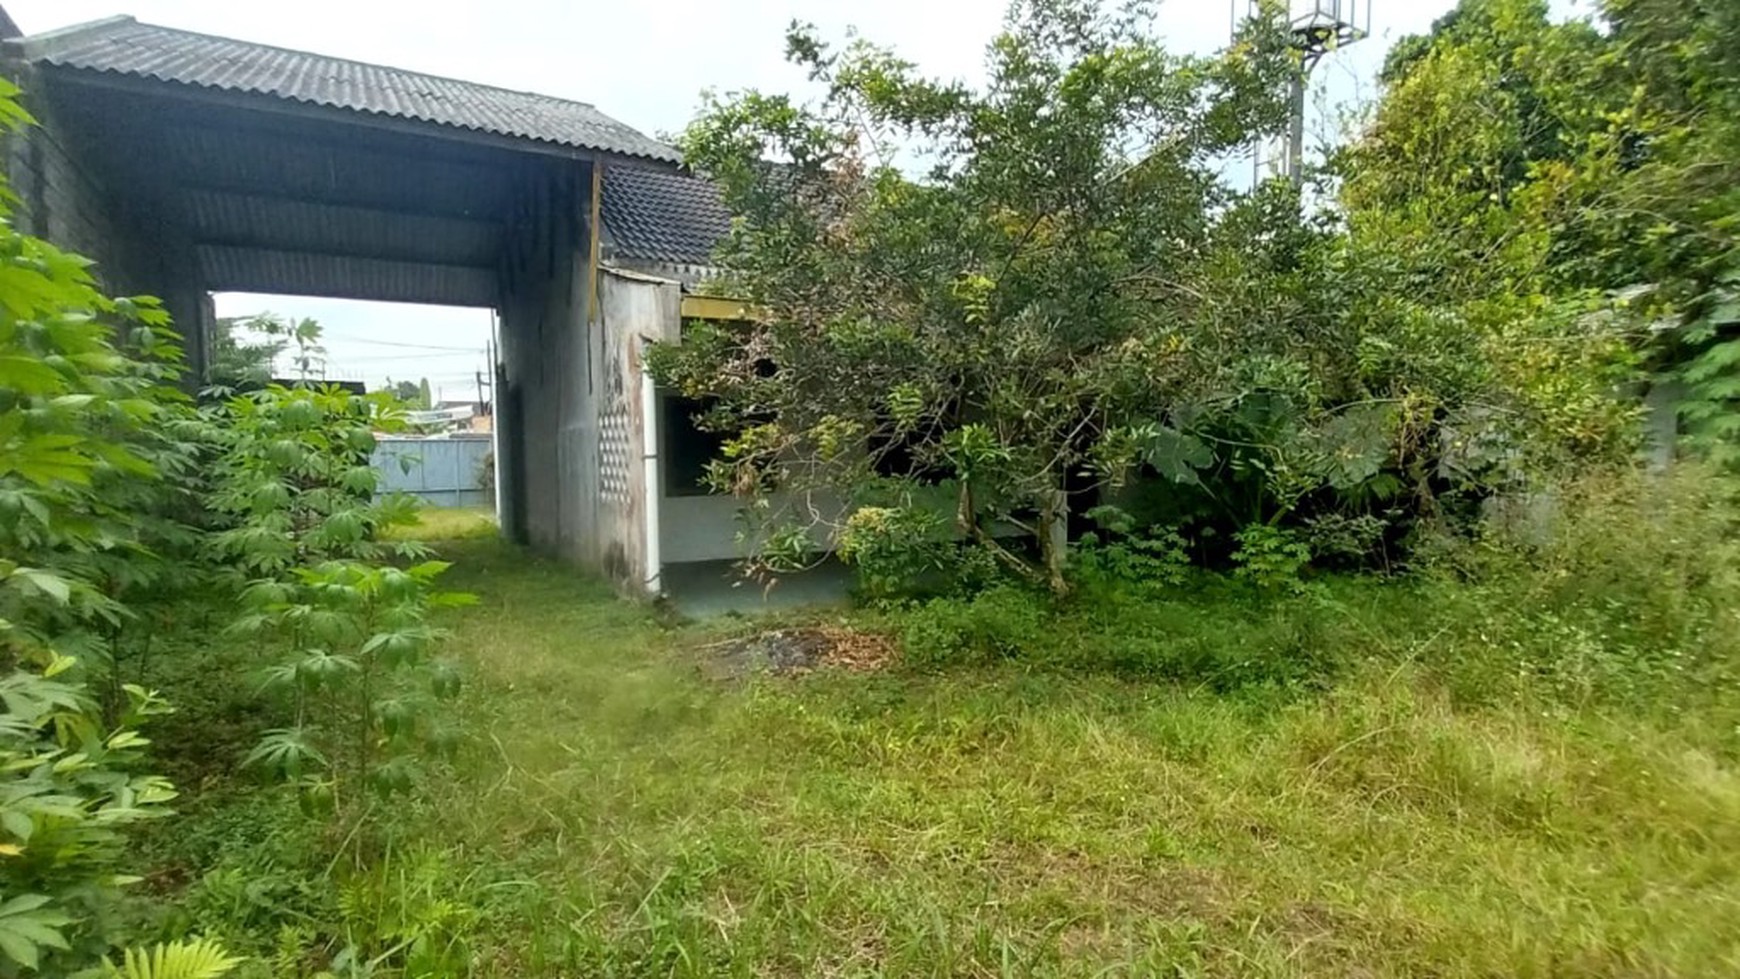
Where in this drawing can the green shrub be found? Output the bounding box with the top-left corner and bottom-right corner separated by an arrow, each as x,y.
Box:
1071,507 -> 1193,596
1231,524 -> 1312,591
0,79 -> 198,974
1414,465 -> 1740,709
901,585 -> 1049,668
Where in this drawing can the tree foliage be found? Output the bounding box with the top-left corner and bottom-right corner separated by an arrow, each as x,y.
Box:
206,313 -> 324,390
656,0 -> 1645,594
1342,0 -> 1740,463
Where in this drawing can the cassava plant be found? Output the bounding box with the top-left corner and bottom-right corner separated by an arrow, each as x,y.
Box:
207,380 -> 468,817
0,79 -> 188,974
233,560 -> 470,820
203,383 -> 424,579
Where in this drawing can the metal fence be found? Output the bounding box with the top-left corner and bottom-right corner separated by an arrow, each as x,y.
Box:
373,435 -> 493,509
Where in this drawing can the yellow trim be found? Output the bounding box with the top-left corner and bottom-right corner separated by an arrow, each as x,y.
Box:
680,295 -> 753,321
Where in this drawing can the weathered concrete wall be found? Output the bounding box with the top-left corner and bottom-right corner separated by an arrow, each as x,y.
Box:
497,165 -> 588,558
496,165 -> 682,592
2,69 -> 209,376
496,171 -> 684,591
594,266 -> 680,588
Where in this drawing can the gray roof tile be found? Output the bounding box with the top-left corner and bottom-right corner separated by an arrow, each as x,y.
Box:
602,165 -> 731,268
25,17 -> 679,163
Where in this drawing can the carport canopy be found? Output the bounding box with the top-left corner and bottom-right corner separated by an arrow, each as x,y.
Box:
8,14 -> 681,307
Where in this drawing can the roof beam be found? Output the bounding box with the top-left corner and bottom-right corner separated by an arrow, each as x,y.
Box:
196,245 -> 498,308
181,189 -> 503,267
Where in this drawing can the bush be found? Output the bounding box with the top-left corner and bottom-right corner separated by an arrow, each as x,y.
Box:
1231,524 -> 1312,591
0,80 -> 197,974
900,576 -> 1352,691
901,585 -> 1049,668
893,463 -> 1740,707
1413,464 -> 1740,708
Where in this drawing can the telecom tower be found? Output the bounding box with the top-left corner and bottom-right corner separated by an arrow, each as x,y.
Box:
1238,1 -> 1371,185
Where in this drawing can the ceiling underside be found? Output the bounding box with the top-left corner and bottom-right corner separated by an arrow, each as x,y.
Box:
38,71 -> 578,307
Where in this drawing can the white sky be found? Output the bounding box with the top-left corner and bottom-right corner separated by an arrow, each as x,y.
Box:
11,0 -> 1587,390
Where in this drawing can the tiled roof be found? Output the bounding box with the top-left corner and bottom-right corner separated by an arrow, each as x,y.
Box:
602,165 -> 732,267
18,16 -> 679,163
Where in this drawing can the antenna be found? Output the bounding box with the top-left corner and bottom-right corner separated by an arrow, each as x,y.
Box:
1235,1 -> 1372,186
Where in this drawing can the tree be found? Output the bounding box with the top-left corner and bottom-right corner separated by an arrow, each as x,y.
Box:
208,316 -> 285,388
383,378 -> 424,406
1340,0 -> 1739,464
656,0 -> 1296,593
417,377 -> 433,410
206,313 -> 325,388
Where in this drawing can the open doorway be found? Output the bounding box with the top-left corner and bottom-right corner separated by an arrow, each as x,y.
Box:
213,293 -> 499,514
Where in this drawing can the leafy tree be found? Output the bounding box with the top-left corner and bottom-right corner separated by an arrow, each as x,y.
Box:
656,0 -> 1647,594
1343,0 -> 1739,465
417,377 -> 432,410
206,314 -> 324,389
207,316 -> 283,389
382,378 -> 423,406
657,0 -> 1296,592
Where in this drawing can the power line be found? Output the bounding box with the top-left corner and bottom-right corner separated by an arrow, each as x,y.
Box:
320,336 -> 484,352
335,352 -> 479,362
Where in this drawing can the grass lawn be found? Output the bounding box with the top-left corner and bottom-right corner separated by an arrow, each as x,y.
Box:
355,530 -> 1740,977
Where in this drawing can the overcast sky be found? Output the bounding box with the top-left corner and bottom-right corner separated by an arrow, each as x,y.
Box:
11,0 -> 1564,392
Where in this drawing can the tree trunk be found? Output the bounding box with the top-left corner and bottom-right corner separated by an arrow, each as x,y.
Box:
1037,485 -> 1069,596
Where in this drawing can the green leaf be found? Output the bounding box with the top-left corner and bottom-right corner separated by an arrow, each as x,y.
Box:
101,938 -> 244,979
10,567 -> 71,604
1140,427 -> 1213,485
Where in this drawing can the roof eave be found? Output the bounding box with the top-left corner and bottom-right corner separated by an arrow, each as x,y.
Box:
35,64 -> 684,168
2,14 -> 133,60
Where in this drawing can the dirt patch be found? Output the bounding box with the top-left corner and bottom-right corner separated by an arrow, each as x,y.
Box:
698,625 -> 897,679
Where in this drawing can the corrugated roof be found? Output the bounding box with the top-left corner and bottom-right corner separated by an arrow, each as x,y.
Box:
602,165 -> 732,268
20,16 -> 679,163
196,245 -> 497,307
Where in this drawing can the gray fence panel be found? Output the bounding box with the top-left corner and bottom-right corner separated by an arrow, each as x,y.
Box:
373,437 -> 493,508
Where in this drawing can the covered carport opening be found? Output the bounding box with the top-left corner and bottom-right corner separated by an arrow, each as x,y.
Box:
18,51 -> 628,557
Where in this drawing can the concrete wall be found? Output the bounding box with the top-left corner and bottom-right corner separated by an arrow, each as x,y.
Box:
496,165 -> 585,556
1644,379 -> 1686,471
3,70 -> 209,376
495,165 -> 683,593
660,492 -> 748,564
594,266 -> 680,588
374,435 -> 493,508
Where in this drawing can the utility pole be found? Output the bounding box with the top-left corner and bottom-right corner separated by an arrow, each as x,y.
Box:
481,335 -> 496,415
1238,1 -> 1371,187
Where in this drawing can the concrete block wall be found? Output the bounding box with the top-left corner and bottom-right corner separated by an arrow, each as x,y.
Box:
495,160 -> 689,593
593,266 -> 680,590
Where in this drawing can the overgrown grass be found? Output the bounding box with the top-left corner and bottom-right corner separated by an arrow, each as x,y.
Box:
383,505 -> 498,542
138,486 -> 1740,977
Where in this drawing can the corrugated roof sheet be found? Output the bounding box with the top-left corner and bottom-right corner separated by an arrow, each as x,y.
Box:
602,165 -> 732,267
197,245 -> 497,307
24,17 -> 679,163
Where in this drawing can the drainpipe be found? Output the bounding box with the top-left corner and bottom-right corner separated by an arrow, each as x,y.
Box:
639,336 -> 663,596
